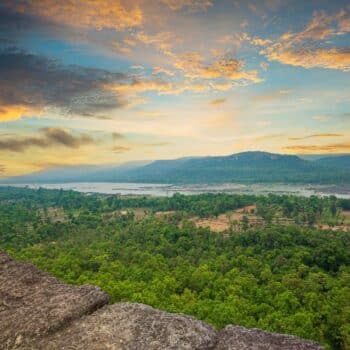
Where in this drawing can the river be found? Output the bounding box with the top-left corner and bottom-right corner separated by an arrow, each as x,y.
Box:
3,182 -> 350,198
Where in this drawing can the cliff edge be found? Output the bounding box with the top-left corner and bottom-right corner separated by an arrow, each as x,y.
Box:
0,251 -> 324,350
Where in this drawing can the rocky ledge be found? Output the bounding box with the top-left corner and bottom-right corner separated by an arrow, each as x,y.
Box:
0,251 -> 324,350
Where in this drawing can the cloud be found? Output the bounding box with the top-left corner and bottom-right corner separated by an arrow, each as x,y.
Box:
261,9 -> 350,71
133,31 -> 176,55
250,37 -> 272,46
288,133 -> 343,141
174,53 -> 262,83
260,61 -> 269,71
0,48 -> 128,121
254,89 -> 291,103
0,164 -> 5,173
108,77 -> 209,95
290,11 -> 336,41
2,0 -> 143,31
283,142 -> 350,154
0,128 -> 94,152
338,9 -> 350,33
263,47 -> 350,71
153,66 -> 176,76
111,145 -> 131,153
111,132 -> 125,140
160,0 -> 213,12
210,98 -> 226,106
0,105 -> 41,122
144,142 -> 169,147
312,115 -> 330,122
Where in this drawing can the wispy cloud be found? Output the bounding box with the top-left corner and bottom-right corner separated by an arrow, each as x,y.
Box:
153,66 -> 176,76
261,9 -> 350,71
0,128 -> 94,152
313,115 -> 330,122
111,132 -> 125,140
210,98 -> 227,105
284,142 -> 350,154
111,145 -> 131,153
288,133 -> 343,141
254,89 -> 291,103
264,47 -> 350,71
173,53 -> 262,83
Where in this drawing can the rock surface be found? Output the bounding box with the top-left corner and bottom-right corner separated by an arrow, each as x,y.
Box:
0,251 -> 109,349
215,326 -> 324,350
34,303 -> 217,350
0,251 -> 325,350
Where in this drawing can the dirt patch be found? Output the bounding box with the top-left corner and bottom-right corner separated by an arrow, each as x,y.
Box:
155,211 -> 176,217
236,205 -> 256,214
192,209 -> 261,232
194,217 -> 230,232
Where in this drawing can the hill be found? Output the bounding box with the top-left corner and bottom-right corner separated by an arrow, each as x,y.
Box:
2,151 -> 349,184
315,155 -> 350,170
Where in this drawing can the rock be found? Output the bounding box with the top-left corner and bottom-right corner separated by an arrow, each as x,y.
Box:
0,251 -> 109,349
35,303 -> 217,350
215,326 -> 324,350
0,251 -> 325,349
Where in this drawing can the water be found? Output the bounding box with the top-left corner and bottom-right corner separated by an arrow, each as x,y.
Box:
3,182 -> 350,198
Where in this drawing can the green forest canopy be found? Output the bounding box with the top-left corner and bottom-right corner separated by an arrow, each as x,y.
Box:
0,186 -> 349,350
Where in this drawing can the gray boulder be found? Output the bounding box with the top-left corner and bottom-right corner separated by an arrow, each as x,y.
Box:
35,303 -> 217,350
215,325 -> 324,350
0,251 -> 109,349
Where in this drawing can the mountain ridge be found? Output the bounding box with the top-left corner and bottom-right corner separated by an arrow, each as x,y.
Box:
1,151 -> 350,185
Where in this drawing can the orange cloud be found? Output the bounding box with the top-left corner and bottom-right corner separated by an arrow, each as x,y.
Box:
291,11 -> 336,41
174,53 -> 261,83
288,133 -> 343,141
261,9 -> 350,71
111,145 -> 131,153
0,105 -> 40,122
6,0 -> 143,31
210,98 -> 226,106
337,9 -> 350,33
108,78 -> 210,96
133,31 -> 177,55
264,47 -> 350,71
283,142 -> 350,154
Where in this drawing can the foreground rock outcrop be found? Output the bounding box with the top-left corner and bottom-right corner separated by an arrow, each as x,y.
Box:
0,251 -> 325,350
0,251 -> 109,349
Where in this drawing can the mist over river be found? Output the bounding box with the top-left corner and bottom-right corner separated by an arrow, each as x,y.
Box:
3,182 -> 350,199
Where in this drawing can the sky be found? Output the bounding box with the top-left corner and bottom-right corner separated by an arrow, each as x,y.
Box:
0,0 -> 350,177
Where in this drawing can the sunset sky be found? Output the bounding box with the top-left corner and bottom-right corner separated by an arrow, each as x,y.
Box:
1,0 -> 350,176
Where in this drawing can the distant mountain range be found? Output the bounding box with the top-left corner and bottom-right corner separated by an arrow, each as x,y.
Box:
2,152 -> 350,185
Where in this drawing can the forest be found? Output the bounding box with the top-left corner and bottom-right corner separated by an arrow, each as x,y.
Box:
0,186 -> 349,350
